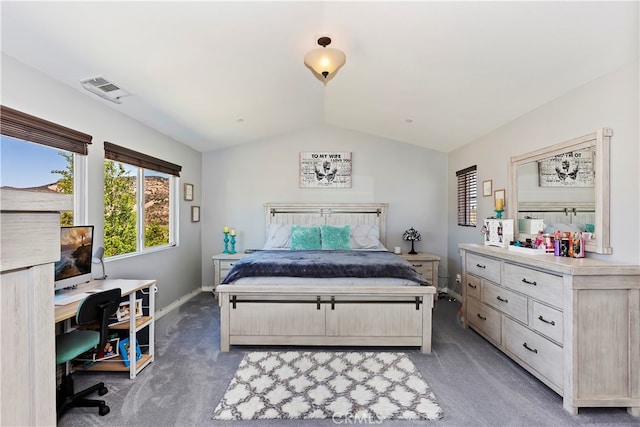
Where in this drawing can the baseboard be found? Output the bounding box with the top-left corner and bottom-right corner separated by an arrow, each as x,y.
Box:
155,288 -> 203,320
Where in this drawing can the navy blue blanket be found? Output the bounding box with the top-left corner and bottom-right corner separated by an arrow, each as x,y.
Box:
221,250 -> 428,285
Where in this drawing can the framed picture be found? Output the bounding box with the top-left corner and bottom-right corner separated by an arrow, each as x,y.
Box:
494,189 -> 506,210
299,152 -> 352,188
184,183 -> 194,201
111,299 -> 143,324
537,147 -> 595,187
95,337 -> 120,361
482,179 -> 493,197
76,336 -> 120,362
191,205 -> 200,222
119,337 -> 142,367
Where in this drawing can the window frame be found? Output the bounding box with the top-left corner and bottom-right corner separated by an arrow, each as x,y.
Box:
103,142 -> 181,259
456,165 -> 477,227
0,105 -> 91,224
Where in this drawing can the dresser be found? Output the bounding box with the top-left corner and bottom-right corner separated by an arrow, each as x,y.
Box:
398,253 -> 440,288
1,189 -> 73,426
460,243 -> 639,416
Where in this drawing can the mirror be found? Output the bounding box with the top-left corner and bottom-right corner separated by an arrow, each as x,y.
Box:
508,128 -> 612,254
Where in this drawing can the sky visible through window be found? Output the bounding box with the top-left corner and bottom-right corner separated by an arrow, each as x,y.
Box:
0,136 -> 165,189
0,135 -> 68,188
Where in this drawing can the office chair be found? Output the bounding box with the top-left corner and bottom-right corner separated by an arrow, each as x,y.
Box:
56,288 -> 121,418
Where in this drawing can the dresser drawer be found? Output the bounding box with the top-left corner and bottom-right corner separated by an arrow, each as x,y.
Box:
483,281 -> 528,324
465,275 -> 481,300
408,262 -> 433,282
219,260 -> 238,270
503,263 -> 563,308
466,298 -> 501,344
465,253 -> 501,283
531,302 -> 563,344
504,318 -> 563,389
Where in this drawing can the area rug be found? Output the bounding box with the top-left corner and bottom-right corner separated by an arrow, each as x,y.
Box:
212,351 -> 443,421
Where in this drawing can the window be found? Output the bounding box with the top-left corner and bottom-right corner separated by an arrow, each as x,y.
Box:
103,142 -> 181,258
0,106 -> 91,225
457,165 -> 477,227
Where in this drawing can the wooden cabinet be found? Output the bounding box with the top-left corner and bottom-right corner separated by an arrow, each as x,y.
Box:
398,253 -> 440,288
212,253 -> 248,289
1,189 -> 72,427
460,244 -> 640,416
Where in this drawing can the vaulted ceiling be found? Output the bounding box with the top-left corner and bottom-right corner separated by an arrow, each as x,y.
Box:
1,1 -> 637,153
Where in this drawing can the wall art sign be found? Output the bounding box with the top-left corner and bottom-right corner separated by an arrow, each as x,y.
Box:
538,148 -> 594,187
299,152 -> 352,188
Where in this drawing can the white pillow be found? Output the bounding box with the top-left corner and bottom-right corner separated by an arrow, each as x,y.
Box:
263,223 -> 291,249
350,224 -> 386,250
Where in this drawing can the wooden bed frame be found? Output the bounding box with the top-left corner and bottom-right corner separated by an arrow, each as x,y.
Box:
216,203 -> 436,353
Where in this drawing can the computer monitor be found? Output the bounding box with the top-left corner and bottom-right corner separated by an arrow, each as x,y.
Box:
54,225 -> 94,291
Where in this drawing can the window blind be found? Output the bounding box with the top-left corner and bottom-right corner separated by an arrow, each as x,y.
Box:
456,165 -> 477,227
0,105 -> 92,154
104,141 -> 182,177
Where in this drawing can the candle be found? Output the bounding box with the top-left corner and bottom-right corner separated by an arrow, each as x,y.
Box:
223,226 -> 229,233
495,198 -> 504,210
230,229 -> 236,236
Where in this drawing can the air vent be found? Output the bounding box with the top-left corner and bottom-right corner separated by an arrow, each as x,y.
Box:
80,75 -> 130,104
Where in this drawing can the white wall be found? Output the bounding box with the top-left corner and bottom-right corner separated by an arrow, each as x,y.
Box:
1,54 -> 203,311
447,60 -> 640,293
201,124 -> 449,289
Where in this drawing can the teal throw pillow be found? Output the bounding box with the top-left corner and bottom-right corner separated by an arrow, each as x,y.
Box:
320,224 -> 352,250
290,225 -> 322,250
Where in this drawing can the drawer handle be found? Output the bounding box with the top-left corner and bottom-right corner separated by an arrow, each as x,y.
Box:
523,342 -> 538,354
476,313 -> 487,321
413,264 -> 423,267
476,263 -> 486,269
496,296 -> 508,303
522,278 -> 537,286
467,283 -> 477,289
538,315 -> 555,326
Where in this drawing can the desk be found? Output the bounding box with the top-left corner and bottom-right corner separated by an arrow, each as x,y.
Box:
55,279 -> 157,379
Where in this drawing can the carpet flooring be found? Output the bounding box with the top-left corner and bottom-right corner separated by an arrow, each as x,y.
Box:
213,351 -> 443,421
58,291 -> 640,427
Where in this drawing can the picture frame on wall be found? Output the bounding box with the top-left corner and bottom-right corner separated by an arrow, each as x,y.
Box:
537,147 -> 595,187
482,179 -> 492,197
184,183 -> 194,201
191,206 -> 200,222
299,152 -> 352,188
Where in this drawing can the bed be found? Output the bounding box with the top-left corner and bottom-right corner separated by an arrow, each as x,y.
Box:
215,203 -> 436,353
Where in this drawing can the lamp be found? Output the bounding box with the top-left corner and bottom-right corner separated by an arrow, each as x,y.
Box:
402,227 -> 421,255
92,246 -> 107,280
304,36 -> 346,84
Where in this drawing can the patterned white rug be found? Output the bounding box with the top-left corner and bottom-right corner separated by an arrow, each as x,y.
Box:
213,351 -> 443,421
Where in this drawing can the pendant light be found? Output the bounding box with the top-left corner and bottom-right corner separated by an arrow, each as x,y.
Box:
304,36 -> 346,84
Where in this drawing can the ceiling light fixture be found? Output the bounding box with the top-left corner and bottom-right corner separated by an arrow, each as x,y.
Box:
304,36 -> 346,84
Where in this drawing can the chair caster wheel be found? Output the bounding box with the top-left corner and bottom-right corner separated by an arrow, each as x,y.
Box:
99,405 -> 110,416
98,387 -> 108,396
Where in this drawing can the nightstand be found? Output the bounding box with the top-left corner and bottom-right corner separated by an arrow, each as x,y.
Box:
212,253 -> 248,289
398,253 -> 440,289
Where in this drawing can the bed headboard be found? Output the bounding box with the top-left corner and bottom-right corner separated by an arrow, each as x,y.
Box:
264,203 -> 388,246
